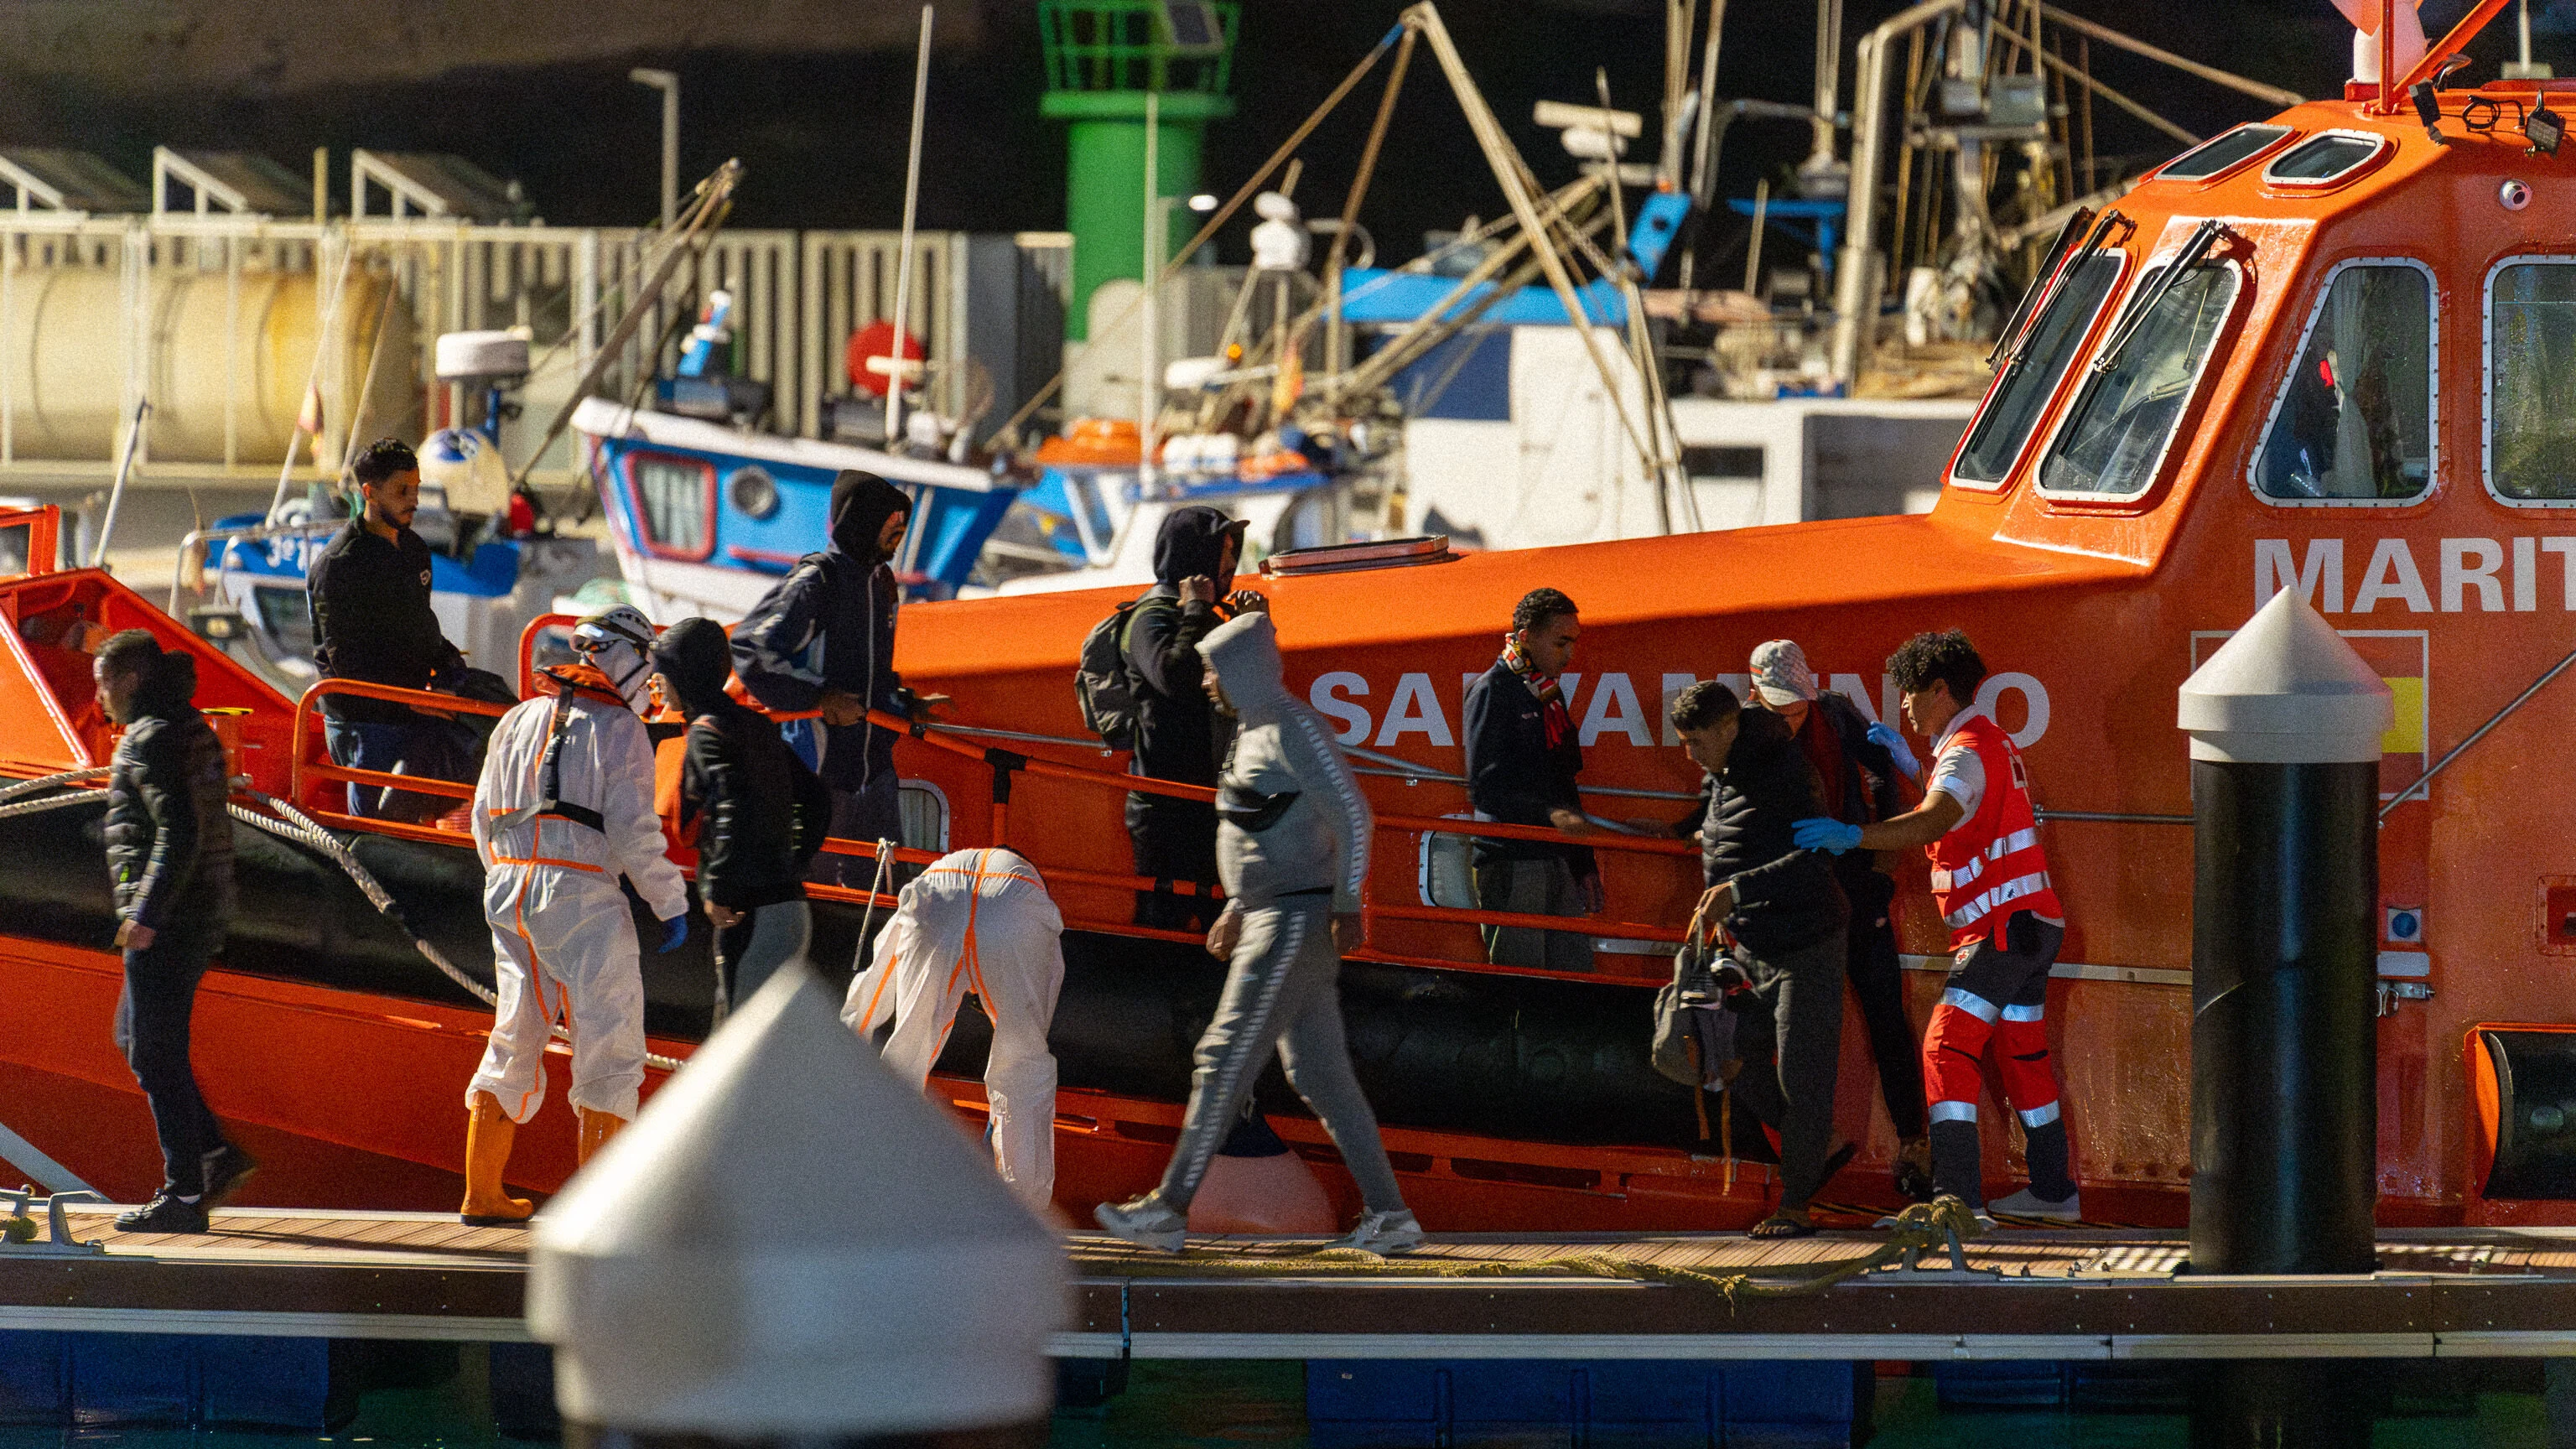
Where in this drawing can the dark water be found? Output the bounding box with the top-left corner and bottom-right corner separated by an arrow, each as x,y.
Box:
0,1358 -> 2544,1448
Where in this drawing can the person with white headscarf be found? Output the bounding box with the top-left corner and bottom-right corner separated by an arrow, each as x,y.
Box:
842,848 -> 1066,1212
460,606 -> 691,1223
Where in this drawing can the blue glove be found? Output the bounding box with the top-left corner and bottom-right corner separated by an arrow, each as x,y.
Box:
657,915 -> 689,954
1867,721 -> 1922,781
1793,817 -> 1863,854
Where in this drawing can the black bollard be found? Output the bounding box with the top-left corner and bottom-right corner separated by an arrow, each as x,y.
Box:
2178,586 -> 2388,1275
2177,590 -> 2392,1449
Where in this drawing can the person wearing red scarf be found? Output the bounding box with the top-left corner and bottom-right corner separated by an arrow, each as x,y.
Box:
1462,589 -> 1601,972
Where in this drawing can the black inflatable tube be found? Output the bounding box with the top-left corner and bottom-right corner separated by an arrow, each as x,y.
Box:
0,807 -> 1725,1150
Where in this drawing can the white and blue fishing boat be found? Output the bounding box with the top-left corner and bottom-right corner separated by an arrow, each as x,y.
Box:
570,396 -> 1030,619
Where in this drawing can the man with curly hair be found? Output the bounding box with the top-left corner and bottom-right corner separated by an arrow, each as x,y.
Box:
1795,629 -> 2078,1225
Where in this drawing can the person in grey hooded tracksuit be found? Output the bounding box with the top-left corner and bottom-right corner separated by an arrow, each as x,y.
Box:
1093,611 -> 1423,1255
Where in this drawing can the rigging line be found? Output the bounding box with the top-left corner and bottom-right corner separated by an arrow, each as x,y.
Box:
2382,644 -> 2576,818
988,25 -> 1405,446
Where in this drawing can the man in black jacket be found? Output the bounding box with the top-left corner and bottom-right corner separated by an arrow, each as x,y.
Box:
1462,588 -> 1598,972
95,631 -> 255,1233
1672,680 -> 1852,1238
654,618 -> 833,1013
1748,639 -> 1932,1199
732,470 -> 940,881
307,438 -> 475,822
1121,506 -> 1254,931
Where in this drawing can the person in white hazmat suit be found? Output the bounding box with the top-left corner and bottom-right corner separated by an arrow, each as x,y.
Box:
1094,610 -> 1423,1254
460,606 -> 692,1224
842,848 -> 1067,1211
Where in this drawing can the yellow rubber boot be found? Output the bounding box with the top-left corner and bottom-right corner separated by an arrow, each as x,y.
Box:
460,1093 -> 534,1225
576,1107 -> 626,1166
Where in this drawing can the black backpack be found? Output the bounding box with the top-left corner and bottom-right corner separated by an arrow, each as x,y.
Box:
1075,596 -> 1174,750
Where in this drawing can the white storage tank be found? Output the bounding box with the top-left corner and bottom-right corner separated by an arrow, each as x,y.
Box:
0,263 -> 416,466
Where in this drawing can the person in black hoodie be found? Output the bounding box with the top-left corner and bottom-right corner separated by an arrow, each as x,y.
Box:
1122,506 -> 1256,930
732,470 -> 940,880
1747,639 -> 1933,1201
1670,679 -> 1852,1239
655,618 -> 834,1013
95,631 -> 256,1233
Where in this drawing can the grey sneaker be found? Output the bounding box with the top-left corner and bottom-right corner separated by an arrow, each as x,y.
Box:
1332,1208 -> 1426,1255
1093,1194 -> 1187,1254
1989,1187 -> 2081,1221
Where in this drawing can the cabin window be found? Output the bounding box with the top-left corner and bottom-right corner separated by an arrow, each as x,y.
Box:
2487,258 -> 2576,504
2262,132 -> 2388,188
727,465 -> 780,521
626,453 -> 716,559
1952,253 -> 2122,486
2037,262 -> 2240,497
899,781 -> 949,854
2253,260 -> 2434,504
2158,124 -> 2293,182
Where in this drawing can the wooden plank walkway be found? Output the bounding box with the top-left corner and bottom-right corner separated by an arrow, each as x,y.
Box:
8,1208 -> 2576,1360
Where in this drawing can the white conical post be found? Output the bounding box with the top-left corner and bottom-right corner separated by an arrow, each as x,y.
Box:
528,966 -> 1066,1444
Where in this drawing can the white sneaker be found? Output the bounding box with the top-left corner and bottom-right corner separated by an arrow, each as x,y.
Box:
1093,1194 -> 1187,1254
1989,1187 -> 2081,1221
1332,1208 -> 1426,1255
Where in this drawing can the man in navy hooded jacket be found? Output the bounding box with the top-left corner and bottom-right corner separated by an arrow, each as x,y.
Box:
1122,506 -> 1254,930
733,470 -> 930,875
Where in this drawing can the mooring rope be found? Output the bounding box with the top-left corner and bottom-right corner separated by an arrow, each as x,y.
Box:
1088,1197 -> 1990,1312
235,792 -> 686,1073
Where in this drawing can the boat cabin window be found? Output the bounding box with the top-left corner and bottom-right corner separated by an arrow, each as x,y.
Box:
626,453 -> 715,558
2487,258 -> 2576,504
1951,253 -> 2122,486
2037,262 -> 2240,497
2158,124 -> 2293,182
2262,132 -> 2387,187
2253,260 -> 2434,503
728,465 -> 781,521
0,520 -> 34,577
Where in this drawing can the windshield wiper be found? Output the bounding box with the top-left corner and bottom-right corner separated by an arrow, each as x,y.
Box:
1987,207 -> 2100,368
2089,219 -> 2228,377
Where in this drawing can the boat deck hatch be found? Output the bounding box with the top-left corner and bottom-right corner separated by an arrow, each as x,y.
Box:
2158,124 -> 2293,182
2263,132 -> 2390,188
1261,534 -> 1458,577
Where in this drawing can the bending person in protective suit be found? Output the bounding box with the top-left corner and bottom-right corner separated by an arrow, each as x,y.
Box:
1095,611 -> 1422,1255
841,848 -> 1066,1211
460,607 -> 691,1223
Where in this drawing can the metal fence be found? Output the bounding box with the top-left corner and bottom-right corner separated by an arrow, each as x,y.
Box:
0,215 -> 1052,480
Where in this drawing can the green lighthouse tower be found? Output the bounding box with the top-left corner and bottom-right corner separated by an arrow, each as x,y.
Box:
1037,1 -> 1238,340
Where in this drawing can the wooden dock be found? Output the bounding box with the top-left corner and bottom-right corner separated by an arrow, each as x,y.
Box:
8,1207 -> 2576,1363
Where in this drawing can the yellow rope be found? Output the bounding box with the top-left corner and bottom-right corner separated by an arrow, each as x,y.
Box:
1087,1198 -> 1988,1313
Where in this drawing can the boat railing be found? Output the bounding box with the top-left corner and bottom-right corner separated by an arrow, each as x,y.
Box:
282,668 -> 1237,946
854,705 -> 1697,976
287,679 -> 506,820
506,612 -> 1696,975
